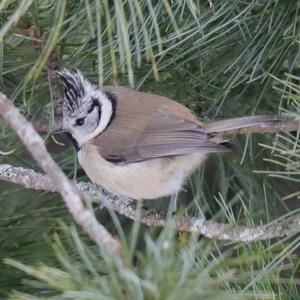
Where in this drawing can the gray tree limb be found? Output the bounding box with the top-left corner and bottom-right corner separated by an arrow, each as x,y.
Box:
0,92 -> 121,253
1,164 -> 299,242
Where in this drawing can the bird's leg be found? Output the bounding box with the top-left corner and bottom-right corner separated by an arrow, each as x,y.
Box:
167,192 -> 179,217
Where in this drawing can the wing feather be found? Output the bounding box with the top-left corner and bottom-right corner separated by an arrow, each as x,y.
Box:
93,86 -> 230,163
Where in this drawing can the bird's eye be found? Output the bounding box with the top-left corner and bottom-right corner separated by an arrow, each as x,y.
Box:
75,117 -> 85,126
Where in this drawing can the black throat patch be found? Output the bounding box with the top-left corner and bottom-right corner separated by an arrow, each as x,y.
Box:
65,132 -> 80,151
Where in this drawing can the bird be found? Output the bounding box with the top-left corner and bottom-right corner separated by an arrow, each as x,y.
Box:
53,69 -> 296,201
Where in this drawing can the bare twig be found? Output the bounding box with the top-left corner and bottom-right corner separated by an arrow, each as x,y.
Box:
0,92 -> 121,253
1,164 -> 299,242
205,115 -> 300,136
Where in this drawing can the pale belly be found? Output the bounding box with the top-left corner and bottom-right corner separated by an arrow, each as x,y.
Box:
78,144 -> 207,199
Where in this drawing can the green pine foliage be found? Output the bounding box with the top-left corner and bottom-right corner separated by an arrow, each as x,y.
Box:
0,0 -> 299,299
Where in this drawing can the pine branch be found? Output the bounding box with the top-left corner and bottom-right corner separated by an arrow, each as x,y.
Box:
0,92 -> 121,253
1,163 -> 299,242
205,115 -> 300,136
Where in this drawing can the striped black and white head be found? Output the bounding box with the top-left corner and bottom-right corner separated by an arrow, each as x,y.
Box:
57,69 -> 114,148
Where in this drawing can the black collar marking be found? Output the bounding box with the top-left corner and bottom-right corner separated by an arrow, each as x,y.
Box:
104,91 -> 117,127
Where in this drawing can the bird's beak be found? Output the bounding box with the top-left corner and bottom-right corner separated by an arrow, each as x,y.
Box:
51,127 -> 67,135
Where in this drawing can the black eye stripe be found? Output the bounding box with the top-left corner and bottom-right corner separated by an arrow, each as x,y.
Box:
73,100 -> 101,127
88,98 -> 101,114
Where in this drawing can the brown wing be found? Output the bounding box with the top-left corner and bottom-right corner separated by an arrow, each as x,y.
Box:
92,86 -> 229,163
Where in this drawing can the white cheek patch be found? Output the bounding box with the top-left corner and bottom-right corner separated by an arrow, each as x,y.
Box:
76,90 -> 113,147
93,91 -> 113,135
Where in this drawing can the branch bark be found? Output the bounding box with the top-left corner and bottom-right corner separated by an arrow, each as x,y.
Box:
1,164 -> 299,242
0,92 -> 121,253
206,114 -> 300,136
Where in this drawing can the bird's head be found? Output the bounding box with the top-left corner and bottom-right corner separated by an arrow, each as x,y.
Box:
56,69 -> 114,148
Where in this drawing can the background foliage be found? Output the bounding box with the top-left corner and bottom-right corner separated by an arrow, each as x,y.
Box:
0,0 -> 300,299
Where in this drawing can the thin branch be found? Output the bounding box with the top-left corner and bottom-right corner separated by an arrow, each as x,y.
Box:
205,115 -> 300,136
0,92 -> 121,253
1,164 -> 299,242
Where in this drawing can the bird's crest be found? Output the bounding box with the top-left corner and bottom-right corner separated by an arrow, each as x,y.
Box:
56,69 -> 87,113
